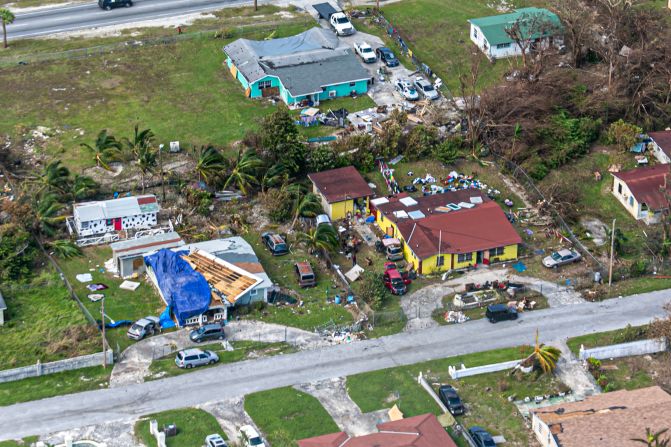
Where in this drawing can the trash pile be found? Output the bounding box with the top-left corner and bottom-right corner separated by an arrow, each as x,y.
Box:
441,171 -> 501,197
444,310 -> 469,324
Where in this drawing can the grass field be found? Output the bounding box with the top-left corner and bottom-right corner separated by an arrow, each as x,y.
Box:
135,408 -> 225,447
0,271 -> 100,370
56,245 -> 164,353
0,365 -> 110,406
0,437 -> 39,447
244,387 -> 339,445
146,340 -> 296,380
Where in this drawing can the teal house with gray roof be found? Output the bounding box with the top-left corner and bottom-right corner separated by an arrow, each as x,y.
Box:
468,7 -> 563,60
223,27 -> 371,105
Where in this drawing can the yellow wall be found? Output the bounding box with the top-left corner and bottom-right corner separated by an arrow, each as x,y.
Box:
327,197 -> 370,220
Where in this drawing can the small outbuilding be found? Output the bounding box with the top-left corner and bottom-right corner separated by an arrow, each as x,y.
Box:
70,194 -> 160,237
308,166 -> 374,220
110,231 -> 185,278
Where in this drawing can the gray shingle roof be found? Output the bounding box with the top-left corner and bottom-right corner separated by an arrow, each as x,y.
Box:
224,27 -> 370,97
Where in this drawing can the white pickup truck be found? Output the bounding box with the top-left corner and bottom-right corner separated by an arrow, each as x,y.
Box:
314,2 -> 356,36
355,42 -> 377,63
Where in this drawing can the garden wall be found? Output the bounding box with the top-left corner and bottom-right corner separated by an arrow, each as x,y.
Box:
448,359 -> 523,379
578,338 -> 667,361
0,350 -> 113,383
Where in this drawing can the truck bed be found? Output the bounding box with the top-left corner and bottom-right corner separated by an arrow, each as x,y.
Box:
313,2 -> 339,19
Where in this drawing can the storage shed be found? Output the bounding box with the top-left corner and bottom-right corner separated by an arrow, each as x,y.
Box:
110,232 -> 184,278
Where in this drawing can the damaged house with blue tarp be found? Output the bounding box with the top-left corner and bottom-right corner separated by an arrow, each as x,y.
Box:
145,237 -> 272,326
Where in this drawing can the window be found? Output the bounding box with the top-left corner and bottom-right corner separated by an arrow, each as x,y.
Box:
629,196 -> 634,206
328,90 -> 337,98
258,80 -> 272,89
349,82 -> 356,87
250,288 -> 257,296
436,256 -> 445,267
473,28 -> 478,38
496,43 -> 511,49
106,219 -> 113,225
490,247 -> 505,256
457,253 -> 473,263
618,183 -> 623,194
81,221 -> 89,229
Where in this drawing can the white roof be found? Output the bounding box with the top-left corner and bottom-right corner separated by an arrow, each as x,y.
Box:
393,210 -> 409,219
399,197 -> 418,207
470,196 -> 484,204
74,195 -> 159,222
370,197 -> 390,206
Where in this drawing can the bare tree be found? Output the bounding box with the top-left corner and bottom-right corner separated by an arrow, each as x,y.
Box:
456,54 -> 487,158
553,0 -> 593,67
505,11 -> 562,69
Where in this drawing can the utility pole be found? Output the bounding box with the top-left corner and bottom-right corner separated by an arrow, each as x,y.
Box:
608,218 -> 616,287
101,297 -> 107,368
159,144 -> 166,202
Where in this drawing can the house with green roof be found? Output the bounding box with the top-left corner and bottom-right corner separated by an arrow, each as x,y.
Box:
468,7 -> 563,60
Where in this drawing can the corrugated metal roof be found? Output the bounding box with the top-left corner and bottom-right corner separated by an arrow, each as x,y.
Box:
468,7 -> 562,46
74,195 -> 160,221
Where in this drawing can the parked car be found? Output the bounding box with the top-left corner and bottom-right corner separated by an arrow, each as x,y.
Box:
469,426 -> 496,447
542,248 -> 581,268
485,304 -> 518,323
414,78 -> 440,100
98,0 -> 132,10
240,425 -> 266,447
355,42 -> 377,63
383,268 -> 411,295
395,79 -> 419,101
381,238 -> 404,261
174,348 -> 219,369
205,434 -> 228,447
190,323 -> 226,343
376,47 -> 399,67
261,232 -> 289,256
127,316 -> 160,341
316,214 -> 331,227
438,385 -> 465,415
295,261 -> 317,288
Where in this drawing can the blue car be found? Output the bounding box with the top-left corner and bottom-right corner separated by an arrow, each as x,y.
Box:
376,47 -> 399,67
469,426 -> 496,447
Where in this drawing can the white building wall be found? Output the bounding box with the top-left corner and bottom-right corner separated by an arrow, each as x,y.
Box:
651,141 -> 671,164
612,177 -> 641,219
532,414 -> 559,447
76,212 -> 158,236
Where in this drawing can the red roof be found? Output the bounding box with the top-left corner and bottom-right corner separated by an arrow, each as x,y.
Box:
298,414 -> 457,447
396,201 -> 521,259
649,130 -> 671,158
612,164 -> 671,210
308,166 -> 373,203
375,190 -> 490,224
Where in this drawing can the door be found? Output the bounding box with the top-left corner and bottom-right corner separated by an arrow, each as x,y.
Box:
476,251 -> 483,264
113,218 -> 122,231
132,257 -> 144,271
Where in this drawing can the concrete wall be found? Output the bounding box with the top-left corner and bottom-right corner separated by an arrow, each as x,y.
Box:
579,338 -> 667,361
448,359 -> 523,379
0,350 -> 113,384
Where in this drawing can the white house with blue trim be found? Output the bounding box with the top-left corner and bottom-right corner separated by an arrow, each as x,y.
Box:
223,27 -> 371,105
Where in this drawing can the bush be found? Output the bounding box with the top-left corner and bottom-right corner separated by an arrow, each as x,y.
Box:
629,260 -> 649,277
355,270 -> 389,310
587,357 -> 601,374
612,324 -> 648,344
433,137 -> 464,165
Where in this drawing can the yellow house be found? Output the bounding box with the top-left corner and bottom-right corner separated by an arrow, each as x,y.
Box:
371,190 -> 521,275
308,166 -> 374,220
611,165 -> 670,225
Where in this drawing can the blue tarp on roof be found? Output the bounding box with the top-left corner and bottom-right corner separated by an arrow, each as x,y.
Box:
144,249 -> 211,326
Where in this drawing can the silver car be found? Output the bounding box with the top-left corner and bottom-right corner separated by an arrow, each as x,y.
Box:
127,316 -> 160,340
175,348 -> 219,369
414,78 -> 439,100
543,249 -> 581,268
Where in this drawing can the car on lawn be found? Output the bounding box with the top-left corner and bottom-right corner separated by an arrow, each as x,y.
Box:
414,78 -> 440,100
205,434 -> 228,447
240,425 -> 266,447
175,348 -> 219,369
542,248 -> 581,268
485,304 -> 518,323
376,47 -> 399,67
354,42 -> 377,63
261,232 -> 289,256
383,266 -> 411,295
469,426 -> 496,447
295,261 -> 317,288
438,385 -> 465,415
190,323 -> 226,343
395,79 -> 419,101
126,316 -> 160,341
98,0 -> 132,10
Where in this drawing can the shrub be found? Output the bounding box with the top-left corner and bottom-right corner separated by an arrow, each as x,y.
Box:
629,260 -> 649,277
613,324 -> 648,344
597,374 -> 609,388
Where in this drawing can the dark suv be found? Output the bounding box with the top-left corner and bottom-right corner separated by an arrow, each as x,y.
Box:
190,323 -> 226,343
438,385 -> 465,415
98,0 -> 133,10
485,304 -> 518,323
261,232 -> 289,256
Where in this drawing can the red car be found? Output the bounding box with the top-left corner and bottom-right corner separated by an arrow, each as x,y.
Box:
383,268 -> 411,295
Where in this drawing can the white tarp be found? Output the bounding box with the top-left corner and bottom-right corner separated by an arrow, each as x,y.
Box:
399,197 -> 418,207
393,210 -> 409,219
120,280 -> 141,291
370,197 -> 389,206
344,264 -> 365,282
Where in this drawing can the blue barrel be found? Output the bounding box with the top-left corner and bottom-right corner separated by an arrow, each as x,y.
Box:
335,294 -> 341,304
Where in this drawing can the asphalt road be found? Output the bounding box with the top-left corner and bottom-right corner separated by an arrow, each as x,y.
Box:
7,0 -> 252,40
0,288 -> 668,440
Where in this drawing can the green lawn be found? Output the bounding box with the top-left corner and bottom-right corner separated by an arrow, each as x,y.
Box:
146,340 -> 297,380
56,246 -> 165,353
135,408 -> 225,447
566,324 -> 649,356
0,437 -> 39,447
0,365 -> 110,406
598,357 -> 655,392
239,232 -> 353,331
244,387 -> 339,445
0,271 -> 100,370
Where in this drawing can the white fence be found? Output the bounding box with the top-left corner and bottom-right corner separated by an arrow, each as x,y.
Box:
0,350 -> 113,383
579,338 -> 667,361
448,359 -> 523,379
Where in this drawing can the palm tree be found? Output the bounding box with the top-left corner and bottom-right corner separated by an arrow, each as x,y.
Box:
71,174 -> 99,201
632,428 -> 670,447
518,330 -> 561,374
32,192 -> 65,236
48,240 -> 82,259
260,162 -> 288,193
119,124 -> 154,162
224,148 -> 262,195
193,145 -> 226,185
297,224 -> 339,255
81,129 -> 122,170
135,145 -> 157,193
33,160 -> 71,195
0,9 -> 15,49
291,192 -> 322,229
